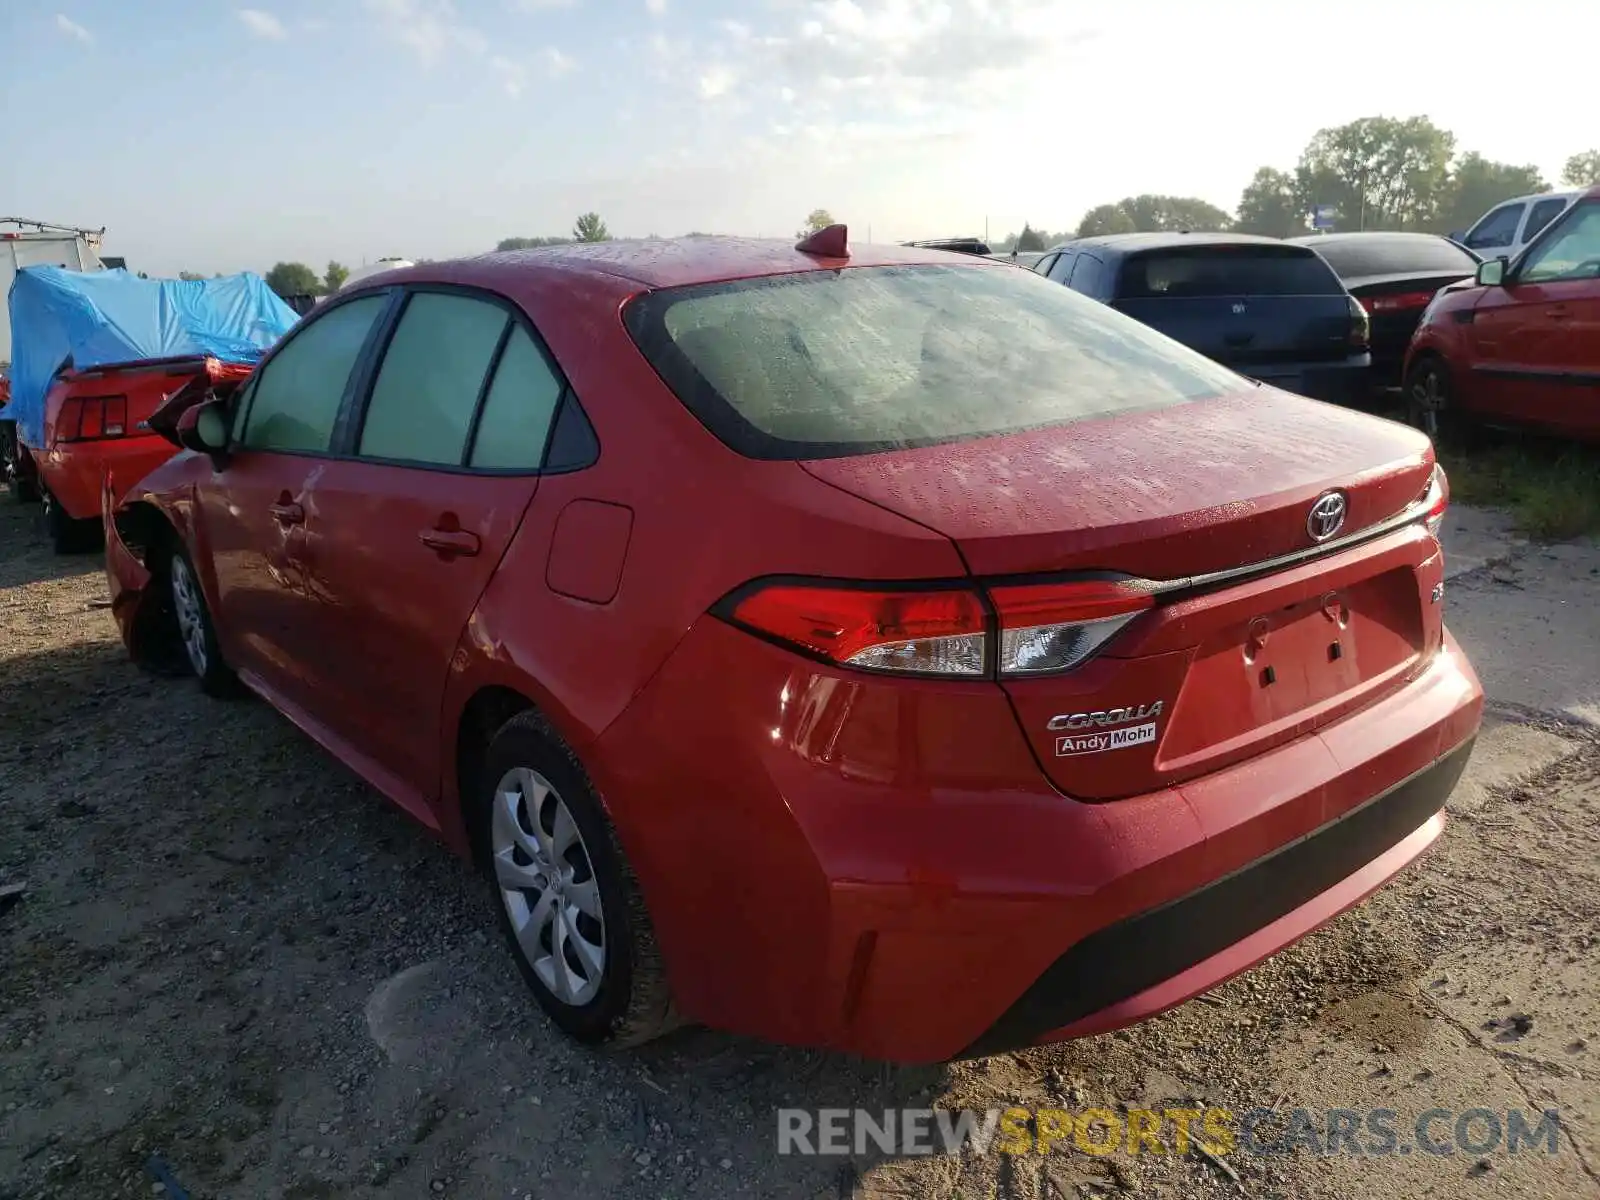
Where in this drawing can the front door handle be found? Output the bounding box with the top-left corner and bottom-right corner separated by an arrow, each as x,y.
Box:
269,501 -> 305,526
1546,306 -> 1570,319
420,527 -> 481,558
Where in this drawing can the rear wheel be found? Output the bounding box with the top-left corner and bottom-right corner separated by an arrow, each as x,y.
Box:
1,426 -> 40,504
165,546 -> 240,697
481,711 -> 675,1048
42,488 -> 101,554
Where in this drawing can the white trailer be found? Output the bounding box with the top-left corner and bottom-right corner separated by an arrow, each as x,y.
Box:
1,218 -> 107,498
1,218 -> 106,366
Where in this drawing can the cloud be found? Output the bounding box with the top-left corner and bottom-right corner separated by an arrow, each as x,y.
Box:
55,13 -> 91,42
540,47 -> 576,77
645,0 -> 666,13
513,0 -> 578,9
491,56 -> 527,97
237,9 -> 288,40
493,47 -> 576,95
697,67 -> 735,99
671,1 -> 1096,128
365,0 -> 484,65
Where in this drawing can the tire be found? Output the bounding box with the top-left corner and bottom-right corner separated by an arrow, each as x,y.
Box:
481,710 -> 675,1048
43,489 -> 101,554
1,425 -> 39,503
1403,356 -> 1461,444
163,543 -> 240,697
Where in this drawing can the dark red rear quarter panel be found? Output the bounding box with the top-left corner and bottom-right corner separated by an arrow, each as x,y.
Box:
435,261 -> 967,831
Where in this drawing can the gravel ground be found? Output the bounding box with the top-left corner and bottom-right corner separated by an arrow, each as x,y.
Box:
2,487 -> 1596,1200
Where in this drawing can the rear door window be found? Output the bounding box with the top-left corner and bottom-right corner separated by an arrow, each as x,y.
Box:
467,326 -> 566,470
240,294 -> 386,454
624,263 -> 1243,460
357,292 -> 509,466
1117,246 -> 1344,298
1068,254 -> 1104,296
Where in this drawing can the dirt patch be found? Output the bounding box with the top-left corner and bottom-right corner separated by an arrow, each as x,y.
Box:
2,488 -> 1596,1199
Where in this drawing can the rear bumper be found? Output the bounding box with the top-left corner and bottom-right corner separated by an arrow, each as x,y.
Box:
964,735 -> 1469,1055
592,619 -> 1483,1063
37,436 -> 176,521
1250,356 -> 1370,405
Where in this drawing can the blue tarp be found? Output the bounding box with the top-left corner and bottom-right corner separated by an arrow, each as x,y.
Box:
1,267 -> 298,447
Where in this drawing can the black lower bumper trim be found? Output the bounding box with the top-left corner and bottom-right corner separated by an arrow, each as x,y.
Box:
962,738 -> 1475,1059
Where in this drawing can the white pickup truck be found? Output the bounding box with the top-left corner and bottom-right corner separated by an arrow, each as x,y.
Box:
1,218 -> 106,499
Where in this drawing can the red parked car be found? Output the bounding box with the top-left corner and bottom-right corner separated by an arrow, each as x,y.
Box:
1405,186 -> 1600,440
34,355 -> 252,552
104,232 -> 1482,1063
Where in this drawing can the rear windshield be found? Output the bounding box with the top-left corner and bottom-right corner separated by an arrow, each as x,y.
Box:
624,263 -> 1244,460
1307,236 -> 1478,280
1117,246 -> 1343,299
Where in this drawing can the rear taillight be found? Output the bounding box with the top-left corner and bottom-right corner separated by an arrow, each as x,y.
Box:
730,584 -> 987,676
57,395 -> 130,442
1420,463 -> 1448,538
724,577 -> 1153,678
1346,295 -> 1370,349
987,579 -> 1154,675
1362,291 -> 1436,313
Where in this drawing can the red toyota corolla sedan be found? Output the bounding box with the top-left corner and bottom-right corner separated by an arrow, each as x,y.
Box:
104,231 -> 1482,1063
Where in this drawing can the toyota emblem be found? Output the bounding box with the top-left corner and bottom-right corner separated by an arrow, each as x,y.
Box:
1307,491 -> 1348,542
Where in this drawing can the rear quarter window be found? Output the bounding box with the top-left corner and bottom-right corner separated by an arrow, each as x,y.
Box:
624,262 -> 1244,461
1117,246 -> 1345,298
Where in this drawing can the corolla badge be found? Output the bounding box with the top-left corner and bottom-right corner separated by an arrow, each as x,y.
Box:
1047,702 -> 1164,732
1306,491 -> 1348,543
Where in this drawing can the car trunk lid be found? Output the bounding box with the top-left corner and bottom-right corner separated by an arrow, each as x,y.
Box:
800,389 -> 1434,580
801,390 -> 1442,798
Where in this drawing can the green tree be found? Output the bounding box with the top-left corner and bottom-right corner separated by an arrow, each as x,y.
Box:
1076,204 -> 1138,237
264,262 -> 322,298
1562,149 -> 1600,187
177,270 -> 206,281
572,212 -> 611,242
1294,116 -> 1456,231
1077,195 -> 1230,238
324,261 -> 350,292
796,208 -> 836,239
1014,223 -> 1046,253
1235,167 -> 1306,237
1438,153 -> 1547,234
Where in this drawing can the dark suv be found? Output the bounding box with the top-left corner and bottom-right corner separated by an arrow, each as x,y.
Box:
1034,232 -> 1371,404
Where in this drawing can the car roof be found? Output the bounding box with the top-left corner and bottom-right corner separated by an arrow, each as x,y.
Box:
1043,231 -> 1297,254
1499,189 -> 1582,206
362,237 -> 989,293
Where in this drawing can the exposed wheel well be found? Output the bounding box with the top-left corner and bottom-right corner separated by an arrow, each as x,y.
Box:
456,685 -> 538,868
115,501 -> 186,670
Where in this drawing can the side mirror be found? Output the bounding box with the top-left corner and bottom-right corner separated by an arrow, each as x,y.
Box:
1475,259 -> 1506,287
176,401 -> 231,467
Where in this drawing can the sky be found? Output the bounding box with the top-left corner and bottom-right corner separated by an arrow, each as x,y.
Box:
3,0 -> 1597,277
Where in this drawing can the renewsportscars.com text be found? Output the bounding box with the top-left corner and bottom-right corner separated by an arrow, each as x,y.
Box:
777,1106 -> 1564,1158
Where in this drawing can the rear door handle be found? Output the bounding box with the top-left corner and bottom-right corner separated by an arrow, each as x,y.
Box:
1547,306 -> 1570,319
420,528 -> 481,557
269,501 -> 305,525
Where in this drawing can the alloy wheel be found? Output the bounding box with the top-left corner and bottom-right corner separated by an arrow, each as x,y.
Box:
169,555 -> 209,677
1408,366 -> 1447,440
490,766 -> 607,1007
